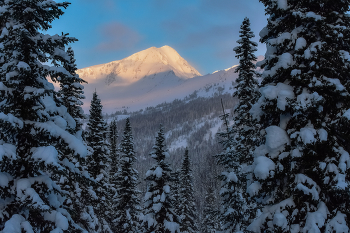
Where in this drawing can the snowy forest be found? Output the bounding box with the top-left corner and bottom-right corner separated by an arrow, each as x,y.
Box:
1,0 -> 350,233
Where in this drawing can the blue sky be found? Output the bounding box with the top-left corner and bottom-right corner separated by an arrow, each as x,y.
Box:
48,0 -> 267,74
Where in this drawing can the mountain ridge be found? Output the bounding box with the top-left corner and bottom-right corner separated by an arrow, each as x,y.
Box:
77,46 -> 261,113
77,45 -> 201,86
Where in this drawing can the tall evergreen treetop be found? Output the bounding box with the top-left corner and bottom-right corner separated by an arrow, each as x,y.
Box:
58,46 -> 86,135
178,149 -> 198,233
202,187 -> 219,233
216,17 -> 260,232
233,17 -> 260,107
0,0 -> 93,231
112,118 -> 140,232
86,91 -> 109,181
85,91 -> 112,232
248,1 -> 350,232
108,119 -> 118,166
142,125 -> 180,233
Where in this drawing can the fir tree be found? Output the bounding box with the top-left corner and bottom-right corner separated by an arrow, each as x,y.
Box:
178,149 -> 198,233
86,91 -> 110,181
202,187 -> 219,233
0,0 -> 93,231
216,17 -> 260,232
108,119 -> 118,166
247,1 -> 350,232
108,119 -> 118,213
141,125 -> 180,233
86,91 -> 112,232
170,169 -> 181,215
58,46 -> 87,135
112,118 -> 140,232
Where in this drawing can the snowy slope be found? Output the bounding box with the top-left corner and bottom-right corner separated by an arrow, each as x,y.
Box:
77,45 -> 262,113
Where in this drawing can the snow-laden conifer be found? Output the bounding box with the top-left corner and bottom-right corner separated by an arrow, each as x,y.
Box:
170,169 -> 181,215
108,119 -> 118,167
58,47 -> 86,135
202,187 -> 219,233
86,91 -> 110,181
0,0 -> 94,231
112,118 -> 141,232
86,91 -> 112,232
248,1 -> 350,232
216,17 -> 260,232
142,125 -> 180,233
178,149 -> 198,233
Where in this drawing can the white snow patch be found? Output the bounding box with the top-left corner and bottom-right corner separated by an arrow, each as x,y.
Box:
254,156 -> 275,180
261,83 -> 294,111
31,146 -> 59,166
247,181 -> 261,196
265,126 -> 290,150
276,0 -> 287,9
154,166 -> 163,178
306,12 -> 322,21
343,108 -> 350,120
273,213 -> 287,229
0,172 -> 11,187
303,202 -> 328,232
295,37 -> 307,50
326,212 -> 349,232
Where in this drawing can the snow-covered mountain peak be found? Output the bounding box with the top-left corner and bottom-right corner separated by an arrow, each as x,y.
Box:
77,46 -> 201,86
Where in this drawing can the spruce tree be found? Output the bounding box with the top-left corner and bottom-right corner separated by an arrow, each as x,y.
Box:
86,91 -> 112,232
178,149 -> 198,233
170,169 -> 181,215
202,187 -> 219,233
86,91 -> 110,181
0,0 -> 92,231
247,1 -> 350,232
216,17 -> 260,232
141,125 -> 180,233
108,119 -> 118,212
58,46 -> 87,135
108,119 -> 118,166
112,118 -> 140,232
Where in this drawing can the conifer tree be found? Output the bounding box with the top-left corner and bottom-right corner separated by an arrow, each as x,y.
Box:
142,125 -> 180,233
86,91 -> 110,181
247,1 -> 350,232
86,91 -> 112,232
202,187 -> 219,233
216,17 -> 260,232
112,118 -> 140,232
58,46 -> 87,135
170,169 -> 181,215
178,149 -> 198,233
108,119 -> 118,211
108,119 -> 118,166
0,0 -> 93,231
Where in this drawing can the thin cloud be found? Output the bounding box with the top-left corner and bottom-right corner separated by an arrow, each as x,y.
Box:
95,22 -> 142,52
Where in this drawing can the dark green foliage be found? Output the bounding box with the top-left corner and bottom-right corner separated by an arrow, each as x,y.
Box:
247,0 -> 350,231
141,125 -> 180,233
108,119 -> 118,166
170,170 -> 181,215
58,47 -> 87,134
0,0 -> 94,231
202,187 -> 219,233
86,91 -> 109,180
85,91 -> 112,232
216,17 -> 260,232
178,149 -> 198,233
112,118 -> 140,232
